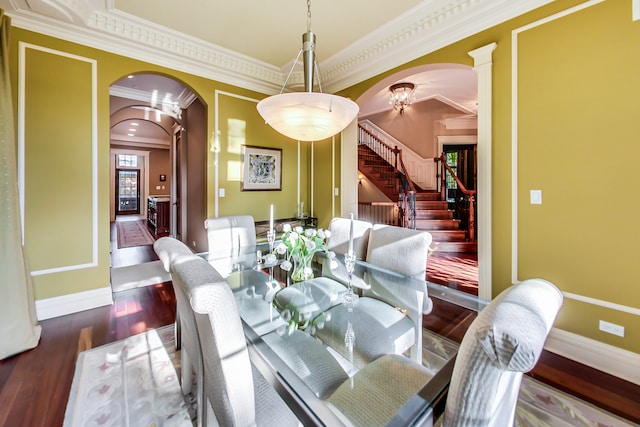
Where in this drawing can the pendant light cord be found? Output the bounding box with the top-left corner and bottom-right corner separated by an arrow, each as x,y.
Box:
278,0 -> 323,94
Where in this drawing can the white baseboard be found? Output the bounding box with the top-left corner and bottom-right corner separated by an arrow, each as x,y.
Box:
35,287 -> 113,320
545,327 -> 640,385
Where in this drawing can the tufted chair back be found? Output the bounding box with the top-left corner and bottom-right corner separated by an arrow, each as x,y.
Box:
154,236 -> 193,273
442,278 -> 563,427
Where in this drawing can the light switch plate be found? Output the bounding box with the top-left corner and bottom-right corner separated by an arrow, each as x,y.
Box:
219,188 -> 225,197
530,189 -> 542,204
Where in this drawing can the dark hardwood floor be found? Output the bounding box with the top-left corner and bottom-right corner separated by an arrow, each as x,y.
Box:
0,219 -> 638,426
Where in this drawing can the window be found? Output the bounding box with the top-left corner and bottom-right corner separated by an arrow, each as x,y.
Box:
445,152 -> 458,203
118,154 -> 138,168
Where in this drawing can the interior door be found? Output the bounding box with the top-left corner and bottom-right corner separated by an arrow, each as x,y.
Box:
115,169 -> 141,215
443,144 -> 476,202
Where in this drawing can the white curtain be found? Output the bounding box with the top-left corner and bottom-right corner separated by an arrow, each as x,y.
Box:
0,9 -> 41,360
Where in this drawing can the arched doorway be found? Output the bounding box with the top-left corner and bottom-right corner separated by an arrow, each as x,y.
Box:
355,63 -> 480,295
108,73 -> 206,272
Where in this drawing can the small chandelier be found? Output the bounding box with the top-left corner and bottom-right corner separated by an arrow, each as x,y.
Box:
257,0 -> 359,141
389,82 -> 416,115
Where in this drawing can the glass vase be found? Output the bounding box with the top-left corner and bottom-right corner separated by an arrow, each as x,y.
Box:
291,257 -> 313,283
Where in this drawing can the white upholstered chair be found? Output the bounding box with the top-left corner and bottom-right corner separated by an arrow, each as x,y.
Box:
204,215 -> 256,254
172,254 -> 438,427
153,237 -> 204,425
327,354 -> 433,426
171,254 -> 300,427
315,224 -> 432,365
440,278 -> 563,426
153,237 -> 194,365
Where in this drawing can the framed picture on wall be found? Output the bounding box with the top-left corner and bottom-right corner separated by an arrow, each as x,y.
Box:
241,145 -> 282,191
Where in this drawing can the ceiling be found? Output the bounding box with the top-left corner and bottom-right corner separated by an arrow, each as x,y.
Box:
2,0 -> 553,143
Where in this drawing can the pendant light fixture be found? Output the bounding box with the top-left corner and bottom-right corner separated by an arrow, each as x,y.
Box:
257,0 -> 359,142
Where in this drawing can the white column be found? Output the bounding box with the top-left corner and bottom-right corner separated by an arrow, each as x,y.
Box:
468,42 -> 497,301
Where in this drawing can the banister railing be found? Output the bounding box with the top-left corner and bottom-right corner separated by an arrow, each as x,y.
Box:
358,202 -> 399,226
434,152 -> 476,242
358,124 -> 416,228
358,126 -> 399,171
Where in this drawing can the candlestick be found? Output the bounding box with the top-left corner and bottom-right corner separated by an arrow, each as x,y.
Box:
269,204 -> 274,232
348,213 -> 354,254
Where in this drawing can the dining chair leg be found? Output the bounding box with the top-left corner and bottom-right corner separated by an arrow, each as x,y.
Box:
175,312 -> 182,350
181,348 -> 193,395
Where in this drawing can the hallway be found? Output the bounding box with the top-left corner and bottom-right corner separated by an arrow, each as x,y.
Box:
110,215 -> 159,268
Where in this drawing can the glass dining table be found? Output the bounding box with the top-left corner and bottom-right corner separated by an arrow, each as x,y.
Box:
200,244 -> 488,426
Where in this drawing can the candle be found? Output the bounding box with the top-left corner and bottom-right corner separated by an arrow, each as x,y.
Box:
348,213 -> 354,254
270,204 -> 274,232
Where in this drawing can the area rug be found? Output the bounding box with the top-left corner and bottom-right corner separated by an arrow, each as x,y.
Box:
117,220 -> 155,249
111,261 -> 171,292
63,327 -> 191,427
421,330 -> 636,427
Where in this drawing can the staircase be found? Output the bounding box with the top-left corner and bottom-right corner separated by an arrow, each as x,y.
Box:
358,144 -> 476,254
413,192 -> 476,253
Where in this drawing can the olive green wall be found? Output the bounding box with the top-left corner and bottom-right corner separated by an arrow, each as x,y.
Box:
311,137 -> 338,230
341,0 -> 640,354
213,93 -> 310,224
8,28 -> 313,303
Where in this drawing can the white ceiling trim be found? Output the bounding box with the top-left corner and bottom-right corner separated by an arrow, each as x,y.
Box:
5,0 -> 553,95
323,0 -> 554,92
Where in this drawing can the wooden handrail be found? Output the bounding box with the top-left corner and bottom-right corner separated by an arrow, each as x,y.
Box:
397,151 -> 416,193
435,152 -> 476,242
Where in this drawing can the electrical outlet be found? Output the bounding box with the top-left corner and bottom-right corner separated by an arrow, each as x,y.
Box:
599,320 -> 624,337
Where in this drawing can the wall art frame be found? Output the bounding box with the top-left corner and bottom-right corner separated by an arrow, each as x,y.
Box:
241,145 -> 282,191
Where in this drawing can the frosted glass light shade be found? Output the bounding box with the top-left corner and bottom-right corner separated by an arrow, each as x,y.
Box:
257,92 -> 359,142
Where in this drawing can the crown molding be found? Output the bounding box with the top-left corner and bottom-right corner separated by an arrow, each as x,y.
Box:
5,0 -> 552,95
322,0 -> 554,93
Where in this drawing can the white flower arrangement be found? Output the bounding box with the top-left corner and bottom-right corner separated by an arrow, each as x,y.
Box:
276,224 -> 335,282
